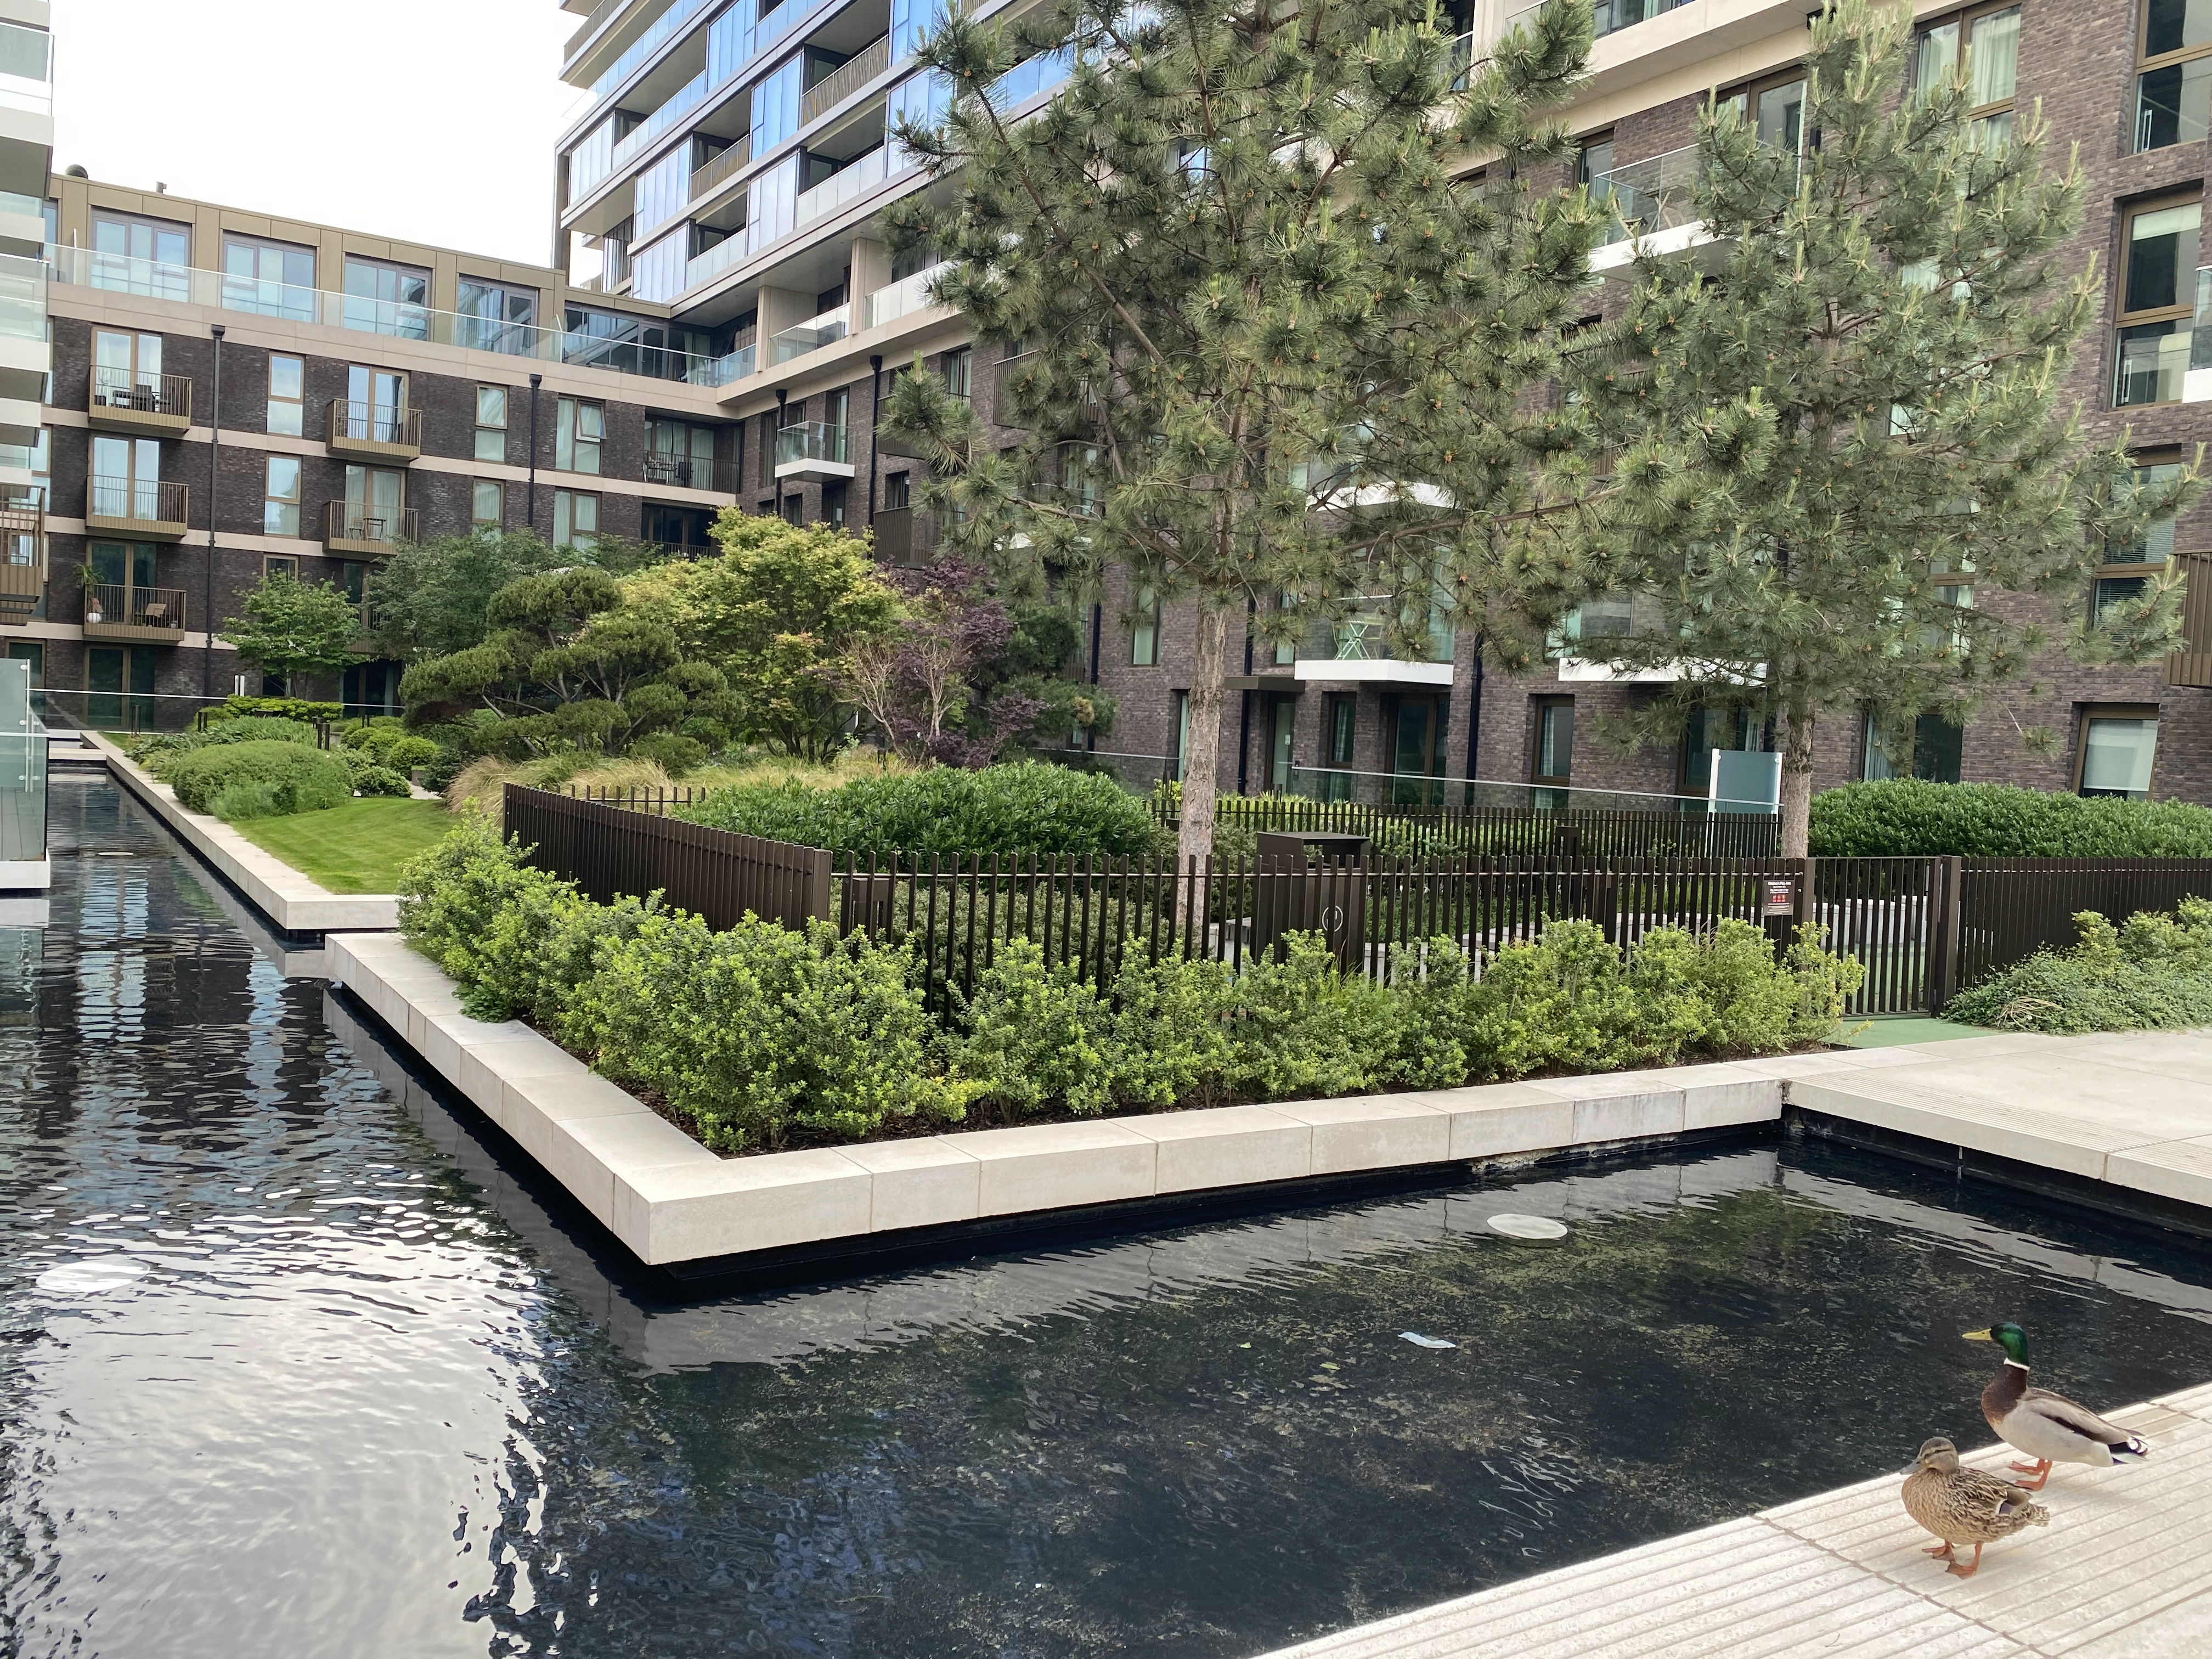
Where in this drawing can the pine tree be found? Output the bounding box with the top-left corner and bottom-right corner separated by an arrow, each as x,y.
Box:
880,0 -> 1602,862
1547,0 -> 2195,855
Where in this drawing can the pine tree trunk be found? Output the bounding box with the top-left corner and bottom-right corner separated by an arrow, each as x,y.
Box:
1779,704 -> 1816,859
1176,606 -> 1229,868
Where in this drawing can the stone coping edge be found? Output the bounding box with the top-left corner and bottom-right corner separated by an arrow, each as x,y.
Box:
327,928 -> 2066,1270
90,731 -> 400,933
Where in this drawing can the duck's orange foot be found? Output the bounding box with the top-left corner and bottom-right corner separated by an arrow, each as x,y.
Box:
1923,1542 -> 1955,1558
1945,1544 -> 1984,1579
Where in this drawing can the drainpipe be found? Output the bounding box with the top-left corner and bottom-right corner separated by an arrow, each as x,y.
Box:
526,373 -> 543,531
201,324 -> 223,698
866,354 -> 882,527
1086,602 -> 1101,752
774,388 -> 788,518
1464,631 -> 1486,808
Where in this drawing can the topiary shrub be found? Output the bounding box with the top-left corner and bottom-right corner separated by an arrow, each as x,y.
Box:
342,720 -> 439,772
677,761 -> 1159,859
163,741 -> 353,819
1809,780 -> 2212,857
948,939 -> 1119,1119
212,696 -> 342,724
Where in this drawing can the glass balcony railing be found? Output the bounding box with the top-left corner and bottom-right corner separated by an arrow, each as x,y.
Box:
864,261 -> 953,330
611,68 -> 709,175
590,0 -> 715,102
49,246 -> 742,388
1588,142 -> 1702,246
775,421 -> 849,468
0,652 -> 44,870
769,303 -> 850,365
0,19 -> 50,121
795,146 -> 911,227
988,47 -> 1076,110
0,251 -> 43,341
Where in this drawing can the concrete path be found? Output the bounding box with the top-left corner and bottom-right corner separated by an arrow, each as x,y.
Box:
1785,1029 -> 2212,1213
1258,1383 -> 2212,1659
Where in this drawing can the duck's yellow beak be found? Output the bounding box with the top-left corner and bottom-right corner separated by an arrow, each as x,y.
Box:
1962,1328 -> 1995,1342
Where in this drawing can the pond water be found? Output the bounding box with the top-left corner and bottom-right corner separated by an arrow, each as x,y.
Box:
7,775 -> 2212,1659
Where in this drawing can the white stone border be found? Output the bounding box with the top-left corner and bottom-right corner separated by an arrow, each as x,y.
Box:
89,731 -> 399,932
324,929 -> 1963,1269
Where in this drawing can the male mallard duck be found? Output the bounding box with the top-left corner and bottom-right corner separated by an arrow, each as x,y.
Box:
1900,1436 -> 2050,1577
1965,1323 -> 2149,1491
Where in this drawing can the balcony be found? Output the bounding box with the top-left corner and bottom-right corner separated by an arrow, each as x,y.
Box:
642,453 -> 736,492
328,399 -> 423,462
795,146 -> 909,229
802,35 -> 891,127
2170,551 -> 2212,688
1589,143 -> 1702,250
992,352 -> 1037,425
88,366 -> 191,436
769,303 -> 850,365
864,261 -> 953,330
82,583 -> 187,645
988,46 -> 1075,111
86,476 -> 189,540
775,421 -> 853,481
872,504 -> 938,564
611,68 -> 710,177
0,487 -> 41,623
325,500 -> 419,557
689,134 -> 752,204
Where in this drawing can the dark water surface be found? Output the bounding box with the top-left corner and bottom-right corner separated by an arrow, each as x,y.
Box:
7,775 -> 2212,1659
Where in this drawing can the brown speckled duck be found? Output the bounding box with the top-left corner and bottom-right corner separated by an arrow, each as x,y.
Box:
1966,1324 -> 2149,1491
1900,1436 -> 2050,1577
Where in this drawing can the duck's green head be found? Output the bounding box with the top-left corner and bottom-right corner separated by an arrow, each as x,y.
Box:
1963,1322 -> 2028,1364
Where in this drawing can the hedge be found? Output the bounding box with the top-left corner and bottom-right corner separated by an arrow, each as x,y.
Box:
1946,898 -> 2212,1033
161,741 -> 355,820
675,761 -> 1163,860
398,820 -> 1864,1153
1809,780 -> 2212,858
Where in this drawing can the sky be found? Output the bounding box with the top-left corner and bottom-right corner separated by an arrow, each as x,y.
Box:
53,0 -> 583,269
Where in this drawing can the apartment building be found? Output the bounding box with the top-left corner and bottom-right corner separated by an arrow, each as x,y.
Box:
551,0 -> 2212,805
17,168 -> 754,712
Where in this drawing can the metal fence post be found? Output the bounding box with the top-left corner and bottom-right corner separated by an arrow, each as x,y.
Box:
1928,854 -> 1965,1012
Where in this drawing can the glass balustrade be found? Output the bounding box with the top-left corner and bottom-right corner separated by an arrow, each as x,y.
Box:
863,261 -> 953,330
769,304 -> 850,365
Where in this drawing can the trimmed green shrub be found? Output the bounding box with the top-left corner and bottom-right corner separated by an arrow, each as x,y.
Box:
950,940 -> 1119,1118
678,761 -> 1159,858
1229,933 -> 1400,1099
213,696 -> 342,723
336,748 -> 413,797
1096,952 -> 1240,1110
1809,780 -> 2212,857
135,716 -> 321,765
163,741 -> 353,819
343,720 -> 439,771
1946,898 -> 2212,1032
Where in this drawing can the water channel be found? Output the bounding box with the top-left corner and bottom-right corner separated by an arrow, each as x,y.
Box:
7,774 -> 2212,1659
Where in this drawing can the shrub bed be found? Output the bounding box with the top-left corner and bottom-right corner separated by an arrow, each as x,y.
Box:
399,821 -> 1864,1154
674,761 -> 1161,860
161,741 -> 357,820
1946,899 -> 2212,1033
1809,780 -> 2212,857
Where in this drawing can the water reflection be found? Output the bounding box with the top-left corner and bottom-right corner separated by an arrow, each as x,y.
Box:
4,776 -> 2212,1659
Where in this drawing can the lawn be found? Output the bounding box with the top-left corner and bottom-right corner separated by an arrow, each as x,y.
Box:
233,797 -> 453,894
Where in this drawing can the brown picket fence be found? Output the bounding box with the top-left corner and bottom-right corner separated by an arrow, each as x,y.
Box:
501,789 -> 2212,1017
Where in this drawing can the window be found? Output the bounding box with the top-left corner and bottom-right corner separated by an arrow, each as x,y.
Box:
2097,455 -> 2187,626
1268,696 -> 1296,790
1531,697 -> 1574,785
1681,704 -> 1758,797
342,465 -> 406,542
86,645 -> 157,726
475,386 -> 509,464
456,280 -> 538,353
89,434 -> 162,521
884,470 -> 911,509
778,493 -> 803,524
91,330 -> 165,415
1320,692 -> 1357,799
1861,708 -> 1964,784
263,555 -> 298,581
345,365 -> 409,444
2136,0 -> 2212,153
647,418 -> 716,487
1915,5 -> 2019,149
89,212 -> 189,299
1577,134 -> 1613,193
749,56 -> 804,155
342,256 -> 430,339
1131,584 -> 1161,665
944,347 -> 973,403
8,640 -> 43,691
267,355 -> 304,437
222,235 -> 315,321
554,488 -> 599,549
1724,70 -> 1810,155
823,480 -> 848,528
1171,690 -> 1190,781
2114,196 -> 2200,408
263,456 -> 301,536
473,480 -> 506,528
557,397 -> 604,473
2076,706 -> 2159,798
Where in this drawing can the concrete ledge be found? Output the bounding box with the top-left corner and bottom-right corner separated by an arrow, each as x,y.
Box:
324,929 -> 2212,1271
89,731 -> 399,933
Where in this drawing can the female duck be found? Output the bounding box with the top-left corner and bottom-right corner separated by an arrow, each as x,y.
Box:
1965,1323 -> 2149,1490
1900,1436 -> 2050,1578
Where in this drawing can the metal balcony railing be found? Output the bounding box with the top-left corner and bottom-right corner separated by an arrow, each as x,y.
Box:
2169,551 -> 2212,688
642,453 -> 734,492
82,583 -> 187,634
690,134 -> 753,202
87,475 -> 188,529
872,505 -> 938,564
90,366 -> 191,424
329,399 -> 423,452
802,35 -> 891,126
325,500 -> 419,550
